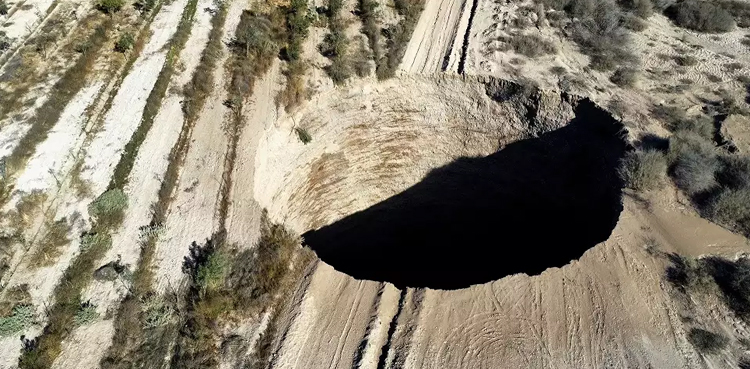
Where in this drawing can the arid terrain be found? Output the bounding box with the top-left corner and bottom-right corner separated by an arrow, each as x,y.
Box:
0,0 -> 750,368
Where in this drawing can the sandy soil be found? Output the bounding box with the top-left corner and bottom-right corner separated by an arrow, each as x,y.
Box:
152,0 -> 245,292
224,60 -> 283,247
399,0 -> 468,74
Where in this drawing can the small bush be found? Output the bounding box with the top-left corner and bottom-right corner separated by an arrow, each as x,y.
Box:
619,149 -> 668,191
719,0 -> 750,27
717,155 -> 750,189
0,305 -> 34,337
141,293 -> 174,328
88,189 -> 127,229
666,1 -> 735,33
701,256 -> 750,318
670,115 -> 715,139
134,0 -> 156,13
623,13 -> 648,31
669,131 -> 720,195
115,33 -> 135,53
704,187 -> 750,235
80,232 -> 112,253
96,0 -> 125,14
508,34 -> 557,57
688,327 -> 728,353
673,150 -> 720,195
295,127 -> 312,144
0,1 -> 8,16
196,252 -> 226,292
675,54 -> 698,66
610,67 -> 639,87
74,302 -> 99,326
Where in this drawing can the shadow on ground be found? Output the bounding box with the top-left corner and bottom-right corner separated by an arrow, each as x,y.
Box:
303,102 -> 628,289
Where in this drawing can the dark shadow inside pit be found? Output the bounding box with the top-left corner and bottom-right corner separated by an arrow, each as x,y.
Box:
302,101 -> 628,290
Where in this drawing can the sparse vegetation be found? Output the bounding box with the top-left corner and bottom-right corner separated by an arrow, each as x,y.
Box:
29,218 -> 71,268
171,213 -> 311,369
379,0 -> 425,79
114,32 -> 135,53
619,149 -> 667,191
610,67 -> 639,87
320,0 -> 352,84
0,305 -> 35,337
73,302 -> 99,326
88,189 -> 128,229
666,0 -> 735,33
508,34 -> 557,57
675,54 -> 698,66
2,20 -> 111,183
96,0 -> 126,14
279,0 -> 313,110
295,127 -> 312,144
688,327 -> 729,353
562,0 -> 639,71
357,0 -> 384,76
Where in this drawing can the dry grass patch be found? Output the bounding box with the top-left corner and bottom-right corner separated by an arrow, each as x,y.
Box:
28,218 -> 70,269
619,149 -> 667,191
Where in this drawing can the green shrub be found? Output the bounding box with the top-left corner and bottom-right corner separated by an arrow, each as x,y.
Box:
80,232 -> 112,252
688,328 -> 728,353
96,0 -> 125,14
0,1 -> 8,16
295,127 -> 312,144
141,293 -> 174,328
196,252 -> 226,292
88,189 -> 127,229
619,149 -> 667,191
666,0 -> 734,33
115,33 -> 135,53
0,305 -> 34,337
74,302 -> 99,326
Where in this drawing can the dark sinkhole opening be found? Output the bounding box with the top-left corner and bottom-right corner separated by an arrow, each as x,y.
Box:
302,102 -> 628,290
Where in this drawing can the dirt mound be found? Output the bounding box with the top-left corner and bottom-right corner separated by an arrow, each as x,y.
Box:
256,75 -> 628,288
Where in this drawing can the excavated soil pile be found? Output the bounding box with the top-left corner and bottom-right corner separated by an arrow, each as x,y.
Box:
257,76 -> 628,289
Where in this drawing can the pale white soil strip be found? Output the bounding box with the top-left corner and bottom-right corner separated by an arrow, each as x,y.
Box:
152,0 -> 245,292
356,283 -> 401,369
0,1 -> 189,365
6,82 -> 103,207
50,4 -> 216,368
398,0 -> 465,74
224,60 -> 283,247
78,0 -> 189,197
